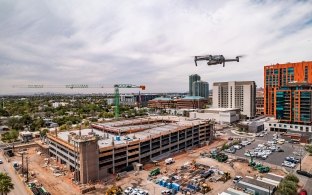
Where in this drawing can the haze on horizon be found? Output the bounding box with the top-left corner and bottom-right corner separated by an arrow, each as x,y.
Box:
0,0 -> 312,95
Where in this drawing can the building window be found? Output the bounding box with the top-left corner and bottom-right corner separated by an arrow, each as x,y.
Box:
284,125 -> 287,128
269,124 -> 271,126
300,127 -> 303,131
279,124 -> 281,127
273,124 -> 276,127
290,125 -> 292,128
295,126 -> 298,129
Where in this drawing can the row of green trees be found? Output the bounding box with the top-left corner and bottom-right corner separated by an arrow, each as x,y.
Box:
1,130 -> 19,143
0,173 -> 14,195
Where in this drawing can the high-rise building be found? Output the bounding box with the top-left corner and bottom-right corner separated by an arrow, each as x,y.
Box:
189,74 -> 201,96
213,81 -> 256,118
192,81 -> 209,98
264,61 -> 312,116
256,88 -> 264,116
276,83 -> 312,125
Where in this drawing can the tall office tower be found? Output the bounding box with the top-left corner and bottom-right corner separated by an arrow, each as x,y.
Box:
276,83 -> 312,125
192,81 -> 209,98
264,61 -> 312,116
213,81 -> 256,118
189,74 -> 201,95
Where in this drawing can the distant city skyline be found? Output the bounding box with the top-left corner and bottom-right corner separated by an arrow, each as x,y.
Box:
0,0 -> 312,95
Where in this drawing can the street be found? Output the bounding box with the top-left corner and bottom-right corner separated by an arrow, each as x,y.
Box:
0,152 -> 28,195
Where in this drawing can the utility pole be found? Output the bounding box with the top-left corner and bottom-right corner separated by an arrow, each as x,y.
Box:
21,152 -> 24,174
26,156 -> 29,182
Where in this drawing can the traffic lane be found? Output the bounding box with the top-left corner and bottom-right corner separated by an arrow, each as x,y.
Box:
0,154 -> 27,195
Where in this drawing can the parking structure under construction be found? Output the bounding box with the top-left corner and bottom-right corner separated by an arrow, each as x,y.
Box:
47,116 -> 214,184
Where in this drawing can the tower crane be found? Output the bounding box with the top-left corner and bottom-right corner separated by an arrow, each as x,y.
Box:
13,84 -> 146,119
113,84 -> 145,118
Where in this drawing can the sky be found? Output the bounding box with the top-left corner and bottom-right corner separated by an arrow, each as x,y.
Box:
0,0 -> 312,95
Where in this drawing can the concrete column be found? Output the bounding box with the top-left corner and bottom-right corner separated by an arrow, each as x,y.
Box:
126,145 -> 129,166
177,131 -> 180,150
138,142 -> 141,164
192,126 -> 195,147
112,149 -> 115,174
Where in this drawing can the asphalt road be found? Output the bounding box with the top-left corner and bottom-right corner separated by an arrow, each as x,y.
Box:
0,153 -> 28,195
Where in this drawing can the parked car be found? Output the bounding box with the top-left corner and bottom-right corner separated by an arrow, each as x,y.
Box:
285,157 -> 300,164
261,154 -> 268,160
244,152 -> 255,157
225,148 -> 236,154
233,145 -> 242,150
228,137 -> 233,140
296,170 -> 312,178
282,161 -> 296,168
233,176 -> 243,183
277,148 -> 284,152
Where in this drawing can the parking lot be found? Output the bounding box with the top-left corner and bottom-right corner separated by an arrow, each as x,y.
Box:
225,130 -> 306,171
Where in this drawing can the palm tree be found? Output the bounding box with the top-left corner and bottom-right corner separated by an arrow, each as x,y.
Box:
0,173 -> 14,195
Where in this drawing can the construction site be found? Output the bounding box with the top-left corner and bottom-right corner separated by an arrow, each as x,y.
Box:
102,136 -> 288,195
46,116 -> 214,184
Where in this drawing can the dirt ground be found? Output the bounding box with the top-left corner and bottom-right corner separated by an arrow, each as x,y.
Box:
102,138 -> 288,195
11,147 -> 80,195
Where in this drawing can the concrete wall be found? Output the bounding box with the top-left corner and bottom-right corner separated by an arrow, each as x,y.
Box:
79,140 -> 99,184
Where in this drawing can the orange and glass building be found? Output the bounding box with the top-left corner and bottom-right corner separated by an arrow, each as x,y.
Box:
264,61 -> 312,124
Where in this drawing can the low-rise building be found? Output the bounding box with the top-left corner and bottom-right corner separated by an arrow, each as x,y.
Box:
189,108 -> 240,124
47,116 -> 214,184
236,177 -> 276,195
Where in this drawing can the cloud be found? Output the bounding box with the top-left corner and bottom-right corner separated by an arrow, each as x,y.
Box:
0,0 -> 311,94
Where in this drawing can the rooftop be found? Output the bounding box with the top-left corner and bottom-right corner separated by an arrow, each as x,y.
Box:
56,116 -> 211,148
204,108 -> 240,112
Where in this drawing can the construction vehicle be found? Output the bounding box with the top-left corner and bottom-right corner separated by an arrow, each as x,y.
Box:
13,83 -> 145,119
165,158 -> 175,165
105,186 -> 123,195
210,151 -> 228,162
149,168 -> 160,176
220,172 -> 231,183
200,182 -> 212,194
247,151 -> 270,173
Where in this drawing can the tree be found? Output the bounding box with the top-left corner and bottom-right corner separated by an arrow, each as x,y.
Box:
0,173 -> 14,195
276,174 -> 299,195
285,174 -> 299,183
40,129 -> 49,137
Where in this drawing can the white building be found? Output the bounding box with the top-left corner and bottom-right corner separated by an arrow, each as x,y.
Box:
52,102 -> 68,108
264,118 -> 312,133
189,108 -> 240,124
213,81 -> 256,118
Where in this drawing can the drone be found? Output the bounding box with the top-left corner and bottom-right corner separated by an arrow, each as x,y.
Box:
194,55 -> 243,67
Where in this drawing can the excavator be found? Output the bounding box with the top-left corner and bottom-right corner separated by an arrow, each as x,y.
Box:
105,185 -> 123,195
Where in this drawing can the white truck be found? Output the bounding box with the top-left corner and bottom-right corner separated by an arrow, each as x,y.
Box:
165,158 -> 175,165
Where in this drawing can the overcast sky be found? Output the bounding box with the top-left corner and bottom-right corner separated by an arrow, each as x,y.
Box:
0,0 -> 312,95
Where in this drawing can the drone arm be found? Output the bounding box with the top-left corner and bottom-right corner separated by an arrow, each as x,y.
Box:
194,56 -> 211,66
224,58 -> 239,62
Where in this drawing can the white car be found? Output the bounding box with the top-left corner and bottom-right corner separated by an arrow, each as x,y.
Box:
282,161 -> 295,168
124,187 -> 133,195
233,145 -> 242,150
244,152 -> 255,157
259,134 -> 264,137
